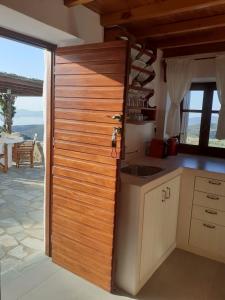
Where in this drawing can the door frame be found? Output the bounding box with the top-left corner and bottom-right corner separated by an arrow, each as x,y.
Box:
0,26 -> 56,256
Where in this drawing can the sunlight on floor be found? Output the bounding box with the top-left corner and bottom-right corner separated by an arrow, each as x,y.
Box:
0,165 -> 44,275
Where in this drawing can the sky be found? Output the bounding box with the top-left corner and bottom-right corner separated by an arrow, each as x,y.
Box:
0,37 -> 44,112
186,90 -> 221,121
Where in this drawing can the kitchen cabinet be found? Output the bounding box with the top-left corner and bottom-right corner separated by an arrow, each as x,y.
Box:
177,170 -> 225,264
116,175 -> 180,295
189,176 -> 225,261
189,219 -> 225,259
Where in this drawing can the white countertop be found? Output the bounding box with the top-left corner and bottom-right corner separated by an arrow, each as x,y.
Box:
120,154 -> 225,187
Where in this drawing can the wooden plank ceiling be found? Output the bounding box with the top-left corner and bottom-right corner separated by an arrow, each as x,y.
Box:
65,0 -> 225,57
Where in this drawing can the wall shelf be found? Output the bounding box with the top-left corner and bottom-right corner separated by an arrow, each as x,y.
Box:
128,85 -> 154,93
131,45 -> 156,62
131,65 -> 155,76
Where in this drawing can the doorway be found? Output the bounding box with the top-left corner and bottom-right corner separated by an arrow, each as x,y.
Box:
0,35 -> 53,275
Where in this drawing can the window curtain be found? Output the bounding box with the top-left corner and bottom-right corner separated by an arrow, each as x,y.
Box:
180,91 -> 191,143
166,59 -> 193,137
215,56 -> 225,140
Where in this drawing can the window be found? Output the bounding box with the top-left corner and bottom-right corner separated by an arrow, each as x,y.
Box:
180,82 -> 225,157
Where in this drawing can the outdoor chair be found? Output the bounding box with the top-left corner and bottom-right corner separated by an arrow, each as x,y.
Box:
0,143 -> 8,173
13,134 -> 37,168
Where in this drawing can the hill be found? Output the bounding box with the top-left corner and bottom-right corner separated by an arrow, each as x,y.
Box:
15,109 -> 43,118
12,124 -> 44,141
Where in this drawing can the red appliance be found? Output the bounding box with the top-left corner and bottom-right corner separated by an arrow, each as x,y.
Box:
149,139 -> 167,158
167,137 -> 179,156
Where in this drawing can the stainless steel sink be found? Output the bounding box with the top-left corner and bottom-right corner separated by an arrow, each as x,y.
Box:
121,165 -> 163,177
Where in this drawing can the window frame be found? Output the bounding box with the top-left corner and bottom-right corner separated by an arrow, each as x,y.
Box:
179,82 -> 224,158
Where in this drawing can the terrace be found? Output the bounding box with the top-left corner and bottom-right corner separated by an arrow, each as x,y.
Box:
0,72 -> 45,275
0,164 -> 44,275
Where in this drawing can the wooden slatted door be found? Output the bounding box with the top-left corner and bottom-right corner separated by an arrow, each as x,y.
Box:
51,40 -> 128,291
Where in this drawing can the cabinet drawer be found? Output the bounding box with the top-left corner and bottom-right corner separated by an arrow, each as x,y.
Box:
192,205 -> 225,227
195,177 -> 225,196
189,218 -> 225,258
194,191 -> 225,212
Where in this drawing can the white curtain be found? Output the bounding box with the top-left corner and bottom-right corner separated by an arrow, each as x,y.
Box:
166,59 -> 193,137
216,56 -> 225,140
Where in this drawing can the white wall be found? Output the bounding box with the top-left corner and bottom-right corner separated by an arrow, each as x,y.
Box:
68,5 -> 103,44
125,123 -> 155,162
0,1 -> 103,45
192,58 -> 216,82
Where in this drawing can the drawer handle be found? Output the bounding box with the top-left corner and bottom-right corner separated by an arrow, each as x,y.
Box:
203,223 -> 216,229
162,190 -> 166,202
205,209 -> 218,215
166,187 -> 170,199
206,194 -> 220,200
208,180 -> 222,186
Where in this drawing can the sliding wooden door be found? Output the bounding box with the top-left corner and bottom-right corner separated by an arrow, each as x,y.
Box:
51,40 -> 128,291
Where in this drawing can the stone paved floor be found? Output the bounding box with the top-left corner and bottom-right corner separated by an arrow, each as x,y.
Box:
0,165 -> 44,275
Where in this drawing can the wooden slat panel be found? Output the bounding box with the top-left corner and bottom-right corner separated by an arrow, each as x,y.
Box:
54,129 -> 121,148
55,47 -> 126,64
55,108 -> 120,123
53,204 -> 113,233
55,119 -> 113,135
54,140 -> 112,157
52,237 -> 111,274
54,155 -> 116,176
53,194 -> 114,222
52,252 -> 111,290
55,74 -> 124,86
53,243 -> 111,278
52,40 -> 127,291
53,165 -> 116,188
54,147 -> 116,165
52,214 -> 113,245
52,223 -> 112,255
55,62 -> 125,75
55,86 -> 124,98
53,185 -> 115,211
55,98 -> 123,111
53,175 -> 115,200
52,234 -> 112,273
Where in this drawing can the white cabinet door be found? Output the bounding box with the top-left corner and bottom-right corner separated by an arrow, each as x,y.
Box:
140,176 -> 180,283
140,185 -> 164,281
164,176 -> 180,252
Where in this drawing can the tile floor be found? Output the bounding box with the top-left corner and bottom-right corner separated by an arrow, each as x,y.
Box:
2,249 -> 225,300
0,165 -> 44,275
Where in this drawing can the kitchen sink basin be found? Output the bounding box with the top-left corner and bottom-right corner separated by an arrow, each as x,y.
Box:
121,165 -> 163,177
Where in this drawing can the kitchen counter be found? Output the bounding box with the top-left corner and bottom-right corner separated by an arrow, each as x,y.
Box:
120,154 -> 225,188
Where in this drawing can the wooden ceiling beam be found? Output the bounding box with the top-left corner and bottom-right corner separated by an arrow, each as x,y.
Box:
131,14 -> 225,39
163,41 -> 225,57
64,0 -> 94,7
152,27 -> 225,49
101,0 -> 225,27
